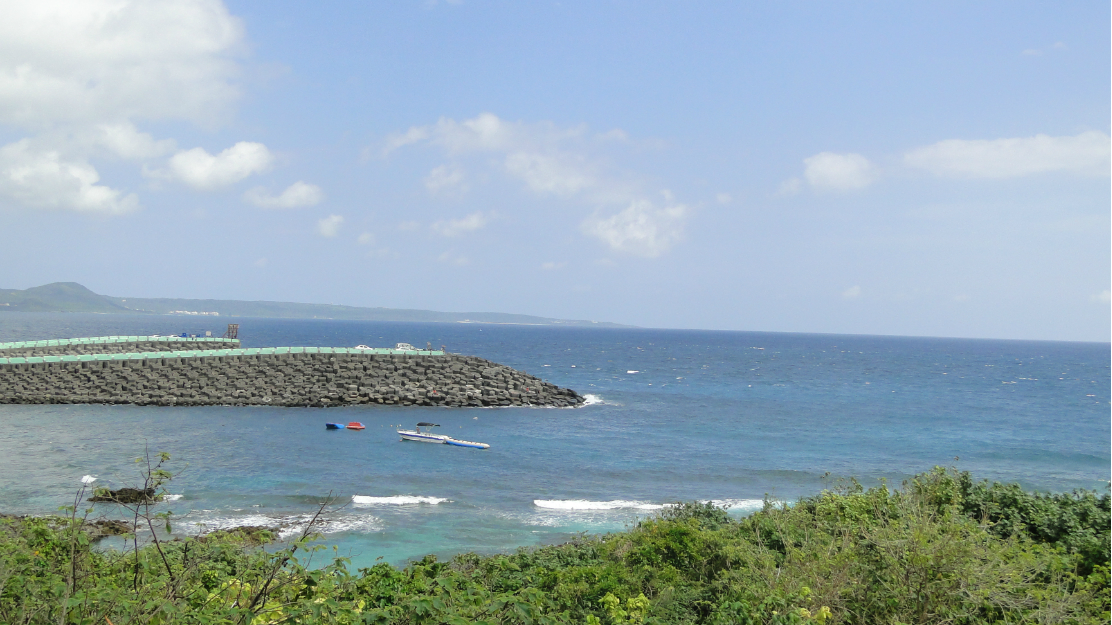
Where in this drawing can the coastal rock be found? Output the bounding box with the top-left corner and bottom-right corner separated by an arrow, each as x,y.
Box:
0,352 -> 585,409
88,488 -> 159,504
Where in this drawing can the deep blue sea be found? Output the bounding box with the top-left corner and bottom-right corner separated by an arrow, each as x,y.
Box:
1,313 -> 1108,568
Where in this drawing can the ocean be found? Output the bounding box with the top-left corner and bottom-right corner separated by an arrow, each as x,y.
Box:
0,313 -> 1108,568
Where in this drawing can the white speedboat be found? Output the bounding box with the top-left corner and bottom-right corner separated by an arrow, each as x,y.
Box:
398,422 -> 450,443
398,422 -> 490,449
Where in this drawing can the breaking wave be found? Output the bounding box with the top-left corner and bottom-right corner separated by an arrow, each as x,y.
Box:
351,495 -> 449,506
534,499 -> 668,511
184,512 -> 383,539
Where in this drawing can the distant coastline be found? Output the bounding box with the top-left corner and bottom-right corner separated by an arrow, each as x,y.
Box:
0,282 -> 633,328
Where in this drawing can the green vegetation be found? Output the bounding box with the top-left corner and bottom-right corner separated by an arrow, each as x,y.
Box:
1,464 -> 1107,624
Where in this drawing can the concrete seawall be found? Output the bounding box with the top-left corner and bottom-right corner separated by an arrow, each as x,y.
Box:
0,336 -> 239,358
0,349 -> 584,408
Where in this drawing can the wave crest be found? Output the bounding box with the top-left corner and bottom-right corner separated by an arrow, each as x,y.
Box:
533,499 -> 667,511
352,495 -> 449,506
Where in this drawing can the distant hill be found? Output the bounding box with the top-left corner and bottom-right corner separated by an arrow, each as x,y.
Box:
0,282 -> 131,313
0,282 -> 630,328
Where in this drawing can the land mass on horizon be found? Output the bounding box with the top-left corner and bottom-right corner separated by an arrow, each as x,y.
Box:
0,282 -> 631,328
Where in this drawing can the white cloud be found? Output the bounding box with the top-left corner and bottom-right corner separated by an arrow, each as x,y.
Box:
157,141 -> 272,190
774,177 -> 803,197
357,232 -> 375,245
0,0 -> 243,130
437,249 -> 469,265
91,123 -> 178,159
904,131 -> 1110,179
386,113 -> 691,256
316,214 -> 344,237
398,220 -> 420,231
0,139 -> 137,214
432,211 -> 488,237
0,2 -> 302,214
541,261 -> 565,270
1022,41 -> 1066,56
581,200 -> 687,258
803,152 -> 876,191
1093,290 -> 1111,304
243,181 -> 323,208
253,257 -> 267,268
715,192 -> 732,204
424,164 -> 466,194
842,285 -> 862,299
504,152 -> 594,196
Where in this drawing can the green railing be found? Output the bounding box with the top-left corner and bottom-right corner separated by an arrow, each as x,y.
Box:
0,346 -> 446,365
0,335 -> 238,351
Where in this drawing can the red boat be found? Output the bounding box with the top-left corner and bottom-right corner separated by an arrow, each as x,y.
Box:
346,421 -> 366,430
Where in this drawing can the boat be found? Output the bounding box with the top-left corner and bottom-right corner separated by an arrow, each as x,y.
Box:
444,437 -> 489,449
398,422 -> 489,448
325,423 -> 345,430
347,422 -> 366,430
397,422 -> 450,443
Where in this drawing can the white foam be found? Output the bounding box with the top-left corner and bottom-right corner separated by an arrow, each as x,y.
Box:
532,498 -> 765,513
185,512 -> 383,539
534,499 -> 668,511
581,394 -> 620,406
81,475 -> 97,484
351,495 -> 448,506
626,370 -> 639,374
706,499 -> 764,512
164,494 -> 183,501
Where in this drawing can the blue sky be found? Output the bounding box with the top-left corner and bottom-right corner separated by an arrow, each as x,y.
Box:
0,1 -> 1108,341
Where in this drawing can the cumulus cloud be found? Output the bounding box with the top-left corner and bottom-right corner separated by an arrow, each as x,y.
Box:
842,285 -> 862,299
357,232 -> 375,245
803,152 -> 876,191
156,142 -> 273,190
504,152 -> 594,196
424,164 -> 466,194
774,177 -> 803,197
1094,290 -> 1111,304
0,1 -> 305,214
437,249 -> 469,265
581,200 -> 688,258
541,261 -> 566,270
91,123 -> 178,159
904,131 -> 1110,179
0,139 -> 138,214
432,211 -> 488,237
385,113 -> 689,256
0,0 -> 243,130
243,180 -> 323,208
316,214 -> 344,237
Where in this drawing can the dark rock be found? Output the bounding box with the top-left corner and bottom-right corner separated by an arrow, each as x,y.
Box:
89,487 -> 158,504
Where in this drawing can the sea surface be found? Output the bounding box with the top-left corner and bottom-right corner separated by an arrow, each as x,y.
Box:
0,313 -> 1108,568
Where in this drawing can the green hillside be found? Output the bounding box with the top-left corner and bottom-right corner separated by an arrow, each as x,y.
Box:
0,282 -> 131,313
0,282 -> 629,327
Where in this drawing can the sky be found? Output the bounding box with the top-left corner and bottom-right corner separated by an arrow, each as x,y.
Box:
0,1 -> 1108,342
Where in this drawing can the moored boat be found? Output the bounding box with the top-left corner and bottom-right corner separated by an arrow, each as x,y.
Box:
347,421 -> 366,430
325,423 -> 345,430
398,422 -> 449,443
445,437 -> 489,449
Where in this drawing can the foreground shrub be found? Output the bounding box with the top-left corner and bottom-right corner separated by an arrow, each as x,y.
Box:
0,465 -> 1106,624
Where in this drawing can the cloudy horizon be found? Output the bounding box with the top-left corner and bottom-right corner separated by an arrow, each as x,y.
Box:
0,1 -> 1107,342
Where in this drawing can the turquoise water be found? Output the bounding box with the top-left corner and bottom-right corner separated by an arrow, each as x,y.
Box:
0,313 -> 1108,567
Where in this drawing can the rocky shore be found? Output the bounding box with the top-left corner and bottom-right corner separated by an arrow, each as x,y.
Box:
0,351 -> 585,408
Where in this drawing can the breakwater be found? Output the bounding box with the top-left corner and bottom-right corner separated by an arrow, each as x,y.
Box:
0,346 -> 584,408
0,336 -> 238,358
